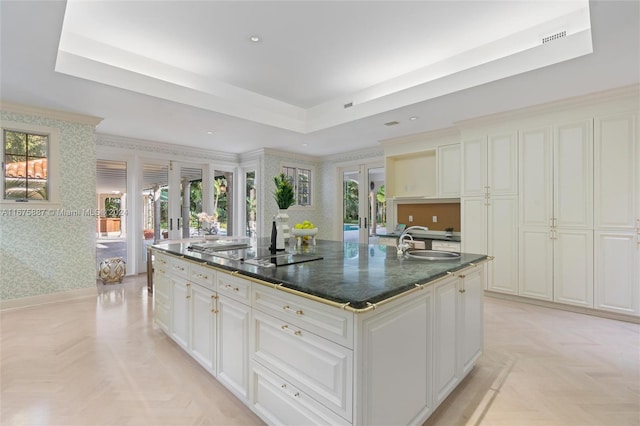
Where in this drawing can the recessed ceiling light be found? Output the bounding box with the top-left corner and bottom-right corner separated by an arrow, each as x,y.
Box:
207,131 -> 213,135
302,143 -> 308,147
249,35 -> 261,43
409,116 -> 418,121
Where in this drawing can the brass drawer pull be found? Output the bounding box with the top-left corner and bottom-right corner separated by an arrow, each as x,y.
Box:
282,305 -> 304,315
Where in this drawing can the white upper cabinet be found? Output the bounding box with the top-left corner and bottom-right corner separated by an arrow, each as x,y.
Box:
487,133 -> 518,195
461,138 -> 486,197
461,133 -> 517,197
594,113 -> 637,230
437,144 -> 461,198
554,120 -> 593,229
383,128 -> 460,199
519,127 -> 553,228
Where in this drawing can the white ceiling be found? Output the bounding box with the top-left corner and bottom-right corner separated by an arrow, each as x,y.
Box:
1,1 -> 639,157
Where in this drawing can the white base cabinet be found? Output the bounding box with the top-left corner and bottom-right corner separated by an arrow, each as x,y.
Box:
217,295 -> 250,402
358,291 -> 433,425
594,231 -> 639,315
153,251 -> 486,425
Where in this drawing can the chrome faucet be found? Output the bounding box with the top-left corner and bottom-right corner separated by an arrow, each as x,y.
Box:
397,226 -> 430,255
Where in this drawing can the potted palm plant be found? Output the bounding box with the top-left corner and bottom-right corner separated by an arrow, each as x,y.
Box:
273,173 -> 295,209
273,173 -> 295,250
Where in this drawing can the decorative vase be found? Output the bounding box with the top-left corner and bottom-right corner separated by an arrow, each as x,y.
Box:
275,209 -> 289,250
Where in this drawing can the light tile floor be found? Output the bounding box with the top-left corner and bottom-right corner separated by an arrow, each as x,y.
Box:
1,275 -> 638,426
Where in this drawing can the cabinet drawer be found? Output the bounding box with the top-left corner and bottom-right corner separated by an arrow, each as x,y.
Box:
153,252 -> 169,273
189,263 -> 216,291
252,285 -> 354,349
253,310 -> 353,421
167,256 -> 189,279
217,272 -> 251,303
432,241 -> 461,252
252,362 -> 350,426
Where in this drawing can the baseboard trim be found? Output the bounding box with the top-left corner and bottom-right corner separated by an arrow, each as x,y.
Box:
0,287 -> 97,311
484,291 -> 640,324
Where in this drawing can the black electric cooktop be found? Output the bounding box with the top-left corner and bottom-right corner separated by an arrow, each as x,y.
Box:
187,243 -> 323,268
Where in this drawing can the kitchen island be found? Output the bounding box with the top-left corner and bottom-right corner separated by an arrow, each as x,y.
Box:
150,239 -> 489,425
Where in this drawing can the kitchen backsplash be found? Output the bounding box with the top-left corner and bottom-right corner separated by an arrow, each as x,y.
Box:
397,203 -> 460,231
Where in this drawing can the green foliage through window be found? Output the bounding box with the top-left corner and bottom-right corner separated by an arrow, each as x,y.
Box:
3,129 -> 49,200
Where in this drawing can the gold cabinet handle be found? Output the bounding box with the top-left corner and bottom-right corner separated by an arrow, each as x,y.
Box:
283,305 -> 304,315
281,324 -> 302,336
211,309 -> 218,314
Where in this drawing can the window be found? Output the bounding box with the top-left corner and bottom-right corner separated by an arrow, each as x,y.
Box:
3,129 -> 48,200
282,165 -> 312,207
1,121 -> 60,206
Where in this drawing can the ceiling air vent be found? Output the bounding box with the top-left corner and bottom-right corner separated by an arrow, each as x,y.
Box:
344,102 -> 353,109
384,121 -> 400,126
542,30 -> 567,44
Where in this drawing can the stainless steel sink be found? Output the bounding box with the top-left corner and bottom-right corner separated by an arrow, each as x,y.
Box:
405,250 -> 460,260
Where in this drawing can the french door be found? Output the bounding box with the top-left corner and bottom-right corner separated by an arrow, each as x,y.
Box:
341,163 -> 385,244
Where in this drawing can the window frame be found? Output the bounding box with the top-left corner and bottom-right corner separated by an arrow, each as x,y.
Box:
1,120 -> 61,207
281,163 -> 314,209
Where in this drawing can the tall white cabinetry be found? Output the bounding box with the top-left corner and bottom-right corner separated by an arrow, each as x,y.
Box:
519,121 -> 594,307
594,113 -> 639,315
461,132 -> 518,294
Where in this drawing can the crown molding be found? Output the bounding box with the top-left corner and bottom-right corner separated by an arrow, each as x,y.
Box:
0,101 -> 103,126
262,148 -> 320,164
321,145 -> 384,164
454,84 -> 640,129
96,133 -> 238,163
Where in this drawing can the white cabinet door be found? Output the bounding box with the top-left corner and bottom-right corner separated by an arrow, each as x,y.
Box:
459,267 -> 484,375
594,113 -> 637,230
153,268 -> 171,333
217,295 -> 250,402
487,196 -> 518,294
553,229 -> 594,308
461,138 -> 487,196
487,132 -> 518,195
171,280 -> 189,349
519,127 -> 553,228
190,284 -> 217,374
438,144 -> 461,198
433,276 -> 459,405
554,120 -> 593,229
461,197 -> 486,255
360,291 -> 432,426
594,231 -> 639,315
519,228 -> 554,300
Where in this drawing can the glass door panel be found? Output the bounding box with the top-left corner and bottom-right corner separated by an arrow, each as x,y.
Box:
96,159 -> 127,271
367,167 -> 386,244
141,162 -> 169,263
245,170 -> 257,242
341,164 -> 385,244
342,168 -> 360,243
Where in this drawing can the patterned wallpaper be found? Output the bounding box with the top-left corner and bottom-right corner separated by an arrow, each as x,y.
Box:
0,110 -> 97,300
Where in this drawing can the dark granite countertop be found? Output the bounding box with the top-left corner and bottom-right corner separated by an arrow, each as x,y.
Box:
151,239 -> 486,310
